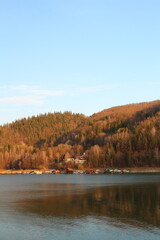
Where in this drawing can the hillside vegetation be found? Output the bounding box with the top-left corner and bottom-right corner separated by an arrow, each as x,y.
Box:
0,100 -> 160,169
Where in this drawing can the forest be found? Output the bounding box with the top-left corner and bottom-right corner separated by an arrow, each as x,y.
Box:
0,100 -> 160,169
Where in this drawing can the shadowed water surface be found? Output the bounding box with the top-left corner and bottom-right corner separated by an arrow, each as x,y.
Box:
0,174 -> 159,240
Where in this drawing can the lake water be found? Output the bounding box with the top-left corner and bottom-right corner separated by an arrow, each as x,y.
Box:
0,174 -> 159,240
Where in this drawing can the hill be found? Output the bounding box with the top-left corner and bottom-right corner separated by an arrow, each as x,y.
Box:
0,100 -> 160,169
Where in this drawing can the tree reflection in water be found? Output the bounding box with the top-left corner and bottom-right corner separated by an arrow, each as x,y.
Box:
17,183 -> 160,228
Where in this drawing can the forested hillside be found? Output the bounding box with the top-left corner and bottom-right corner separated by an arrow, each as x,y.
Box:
0,101 -> 160,169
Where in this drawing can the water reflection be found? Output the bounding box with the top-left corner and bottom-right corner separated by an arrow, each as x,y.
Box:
17,183 -> 160,227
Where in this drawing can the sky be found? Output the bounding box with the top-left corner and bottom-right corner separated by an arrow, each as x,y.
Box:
0,0 -> 160,125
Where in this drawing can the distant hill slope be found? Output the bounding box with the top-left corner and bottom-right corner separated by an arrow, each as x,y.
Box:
55,100 -> 160,145
0,100 -> 160,169
0,112 -> 85,146
91,100 -> 160,121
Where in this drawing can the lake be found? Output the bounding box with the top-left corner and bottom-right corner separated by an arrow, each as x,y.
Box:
0,174 -> 159,240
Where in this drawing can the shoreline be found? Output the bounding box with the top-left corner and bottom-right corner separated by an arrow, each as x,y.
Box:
128,167 -> 160,173
0,167 -> 160,175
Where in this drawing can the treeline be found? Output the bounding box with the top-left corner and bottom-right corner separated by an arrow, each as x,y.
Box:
0,101 -> 160,169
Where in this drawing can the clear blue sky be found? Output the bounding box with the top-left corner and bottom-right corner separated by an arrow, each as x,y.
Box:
0,0 -> 160,125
